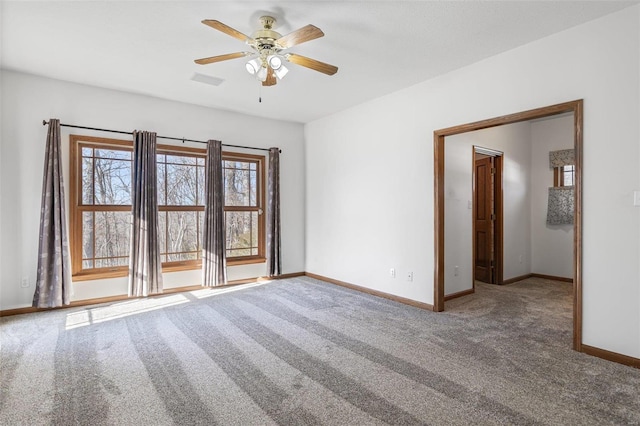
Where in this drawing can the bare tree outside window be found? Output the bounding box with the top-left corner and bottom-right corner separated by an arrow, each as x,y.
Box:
157,153 -> 205,264
224,159 -> 260,258
80,145 -> 132,270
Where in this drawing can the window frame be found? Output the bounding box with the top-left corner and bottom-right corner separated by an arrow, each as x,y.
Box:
69,135 -> 266,281
553,164 -> 575,187
70,136 -> 132,280
156,145 -> 206,272
222,152 -> 266,265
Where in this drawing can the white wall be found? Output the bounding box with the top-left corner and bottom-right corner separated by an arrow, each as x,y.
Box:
445,122 -> 532,296
530,115 -> 574,279
305,7 -> 640,357
0,71 -> 305,310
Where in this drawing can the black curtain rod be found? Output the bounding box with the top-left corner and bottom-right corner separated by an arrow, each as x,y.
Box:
42,120 -> 281,153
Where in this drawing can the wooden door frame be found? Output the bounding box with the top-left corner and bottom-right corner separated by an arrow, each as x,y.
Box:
433,99 -> 583,351
472,148 -> 504,287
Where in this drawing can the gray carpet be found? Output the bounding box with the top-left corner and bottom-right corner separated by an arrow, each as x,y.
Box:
1,276 -> 639,425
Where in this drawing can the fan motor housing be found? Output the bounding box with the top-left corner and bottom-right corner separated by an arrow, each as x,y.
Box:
252,16 -> 282,50
252,31 -> 281,49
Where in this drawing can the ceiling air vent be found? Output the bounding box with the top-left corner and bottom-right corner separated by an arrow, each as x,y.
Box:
190,73 -> 224,86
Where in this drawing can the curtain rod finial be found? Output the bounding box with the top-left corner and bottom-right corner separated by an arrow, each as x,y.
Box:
42,120 -> 48,126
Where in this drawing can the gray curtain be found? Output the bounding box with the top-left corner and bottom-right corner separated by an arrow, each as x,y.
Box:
266,147 -> 282,276
202,140 -> 227,286
128,131 -> 163,297
33,119 -> 72,308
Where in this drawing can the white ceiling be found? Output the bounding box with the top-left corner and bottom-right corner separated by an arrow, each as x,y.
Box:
2,1 -> 637,123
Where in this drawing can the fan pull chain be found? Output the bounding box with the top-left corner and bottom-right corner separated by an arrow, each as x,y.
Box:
258,82 -> 262,103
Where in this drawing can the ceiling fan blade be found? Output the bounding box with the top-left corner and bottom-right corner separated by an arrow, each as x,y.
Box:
262,66 -> 277,86
202,20 -> 251,43
194,52 -> 250,65
277,24 -> 324,48
285,54 -> 338,76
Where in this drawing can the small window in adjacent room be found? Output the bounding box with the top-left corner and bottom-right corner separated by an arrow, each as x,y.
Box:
554,165 -> 575,187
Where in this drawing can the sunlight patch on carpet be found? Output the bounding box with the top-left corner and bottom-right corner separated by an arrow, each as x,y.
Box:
64,281 -> 272,329
65,294 -> 190,329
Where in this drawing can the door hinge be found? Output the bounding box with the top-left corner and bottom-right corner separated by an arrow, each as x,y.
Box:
491,213 -> 496,221
490,167 -> 496,175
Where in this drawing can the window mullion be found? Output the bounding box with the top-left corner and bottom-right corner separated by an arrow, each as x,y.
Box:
91,210 -> 96,269
91,151 -> 95,205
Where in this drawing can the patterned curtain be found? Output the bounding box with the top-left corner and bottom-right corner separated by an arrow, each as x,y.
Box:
202,140 -> 227,286
33,119 -> 72,307
549,149 -> 575,168
266,147 -> 282,276
547,187 -> 574,225
128,131 -> 163,296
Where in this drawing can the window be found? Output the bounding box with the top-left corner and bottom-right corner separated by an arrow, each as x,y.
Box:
157,151 -> 205,268
224,155 -> 265,260
69,135 -> 265,280
554,165 -> 575,187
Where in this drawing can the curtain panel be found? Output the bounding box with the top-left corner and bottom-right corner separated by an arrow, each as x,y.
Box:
266,147 -> 282,276
547,187 -> 574,225
128,131 -> 163,297
202,140 -> 227,286
33,119 -> 72,308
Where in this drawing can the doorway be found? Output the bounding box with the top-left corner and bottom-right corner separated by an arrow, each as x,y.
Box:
433,100 -> 583,351
473,147 -> 503,286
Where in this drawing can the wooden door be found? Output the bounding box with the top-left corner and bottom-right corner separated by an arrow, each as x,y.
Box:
474,156 -> 495,283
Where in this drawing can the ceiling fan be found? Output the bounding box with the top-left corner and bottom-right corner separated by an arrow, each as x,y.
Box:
194,16 -> 338,86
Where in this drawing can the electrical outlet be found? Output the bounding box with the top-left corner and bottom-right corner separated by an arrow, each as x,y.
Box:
454,266 -> 459,277
407,272 -> 413,282
20,277 -> 29,288
389,268 -> 396,278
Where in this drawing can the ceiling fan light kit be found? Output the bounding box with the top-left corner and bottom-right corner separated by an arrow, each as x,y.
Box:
195,15 -> 338,87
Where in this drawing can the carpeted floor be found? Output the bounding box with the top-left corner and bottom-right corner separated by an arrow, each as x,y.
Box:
1,276 -> 639,425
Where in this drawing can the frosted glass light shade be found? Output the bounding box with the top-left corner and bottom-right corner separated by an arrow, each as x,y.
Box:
257,66 -> 267,81
274,65 -> 288,80
268,55 -> 282,70
245,58 -> 261,75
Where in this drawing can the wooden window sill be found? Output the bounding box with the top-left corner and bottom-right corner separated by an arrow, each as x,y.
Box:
72,257 -> 266,281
